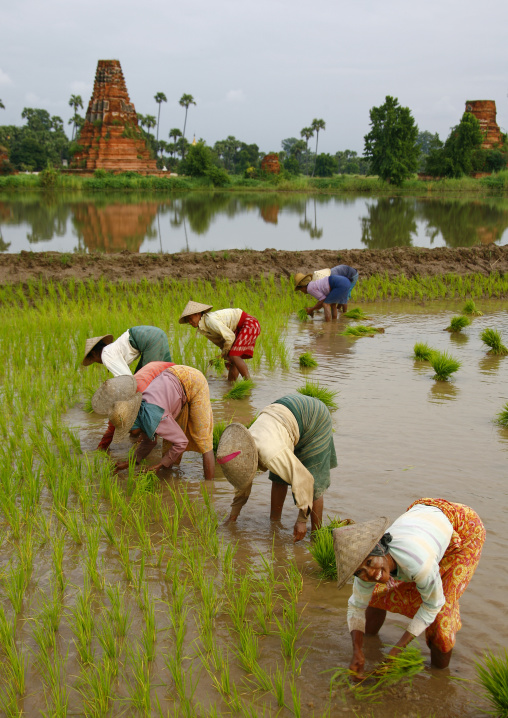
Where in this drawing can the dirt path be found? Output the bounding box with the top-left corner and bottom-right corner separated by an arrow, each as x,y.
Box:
0,245 -> 507,285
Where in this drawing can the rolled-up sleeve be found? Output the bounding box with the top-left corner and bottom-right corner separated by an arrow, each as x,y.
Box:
266,449 -> 314,515
203,314 -> 237,355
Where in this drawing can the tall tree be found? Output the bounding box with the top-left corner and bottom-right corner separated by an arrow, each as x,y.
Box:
154,92 -> 167,143
144,115 -> 157,137
179,94 -> 196,158
300,127 -> 313,175
68,94 -> 83,141
364,96 -> 419,185
169,128 -> 182,160
0,99 -> 5,109
311,118 -> 326,176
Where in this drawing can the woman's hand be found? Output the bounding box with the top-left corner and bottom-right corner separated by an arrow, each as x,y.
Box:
293,520 -> 307,542
305,307 -> 314,316
139,462 -> 163,474
114,460 -> 129,472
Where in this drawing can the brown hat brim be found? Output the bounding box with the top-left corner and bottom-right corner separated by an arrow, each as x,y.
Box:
333,517 -> 391,590
82,334 -> 114,366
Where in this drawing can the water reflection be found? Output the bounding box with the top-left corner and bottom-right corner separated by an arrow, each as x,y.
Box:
1,192 -> 508,253
428,381 -> 459,402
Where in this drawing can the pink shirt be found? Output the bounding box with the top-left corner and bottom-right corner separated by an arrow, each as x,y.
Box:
307,276 -> 331,302
135,370 -> 189,467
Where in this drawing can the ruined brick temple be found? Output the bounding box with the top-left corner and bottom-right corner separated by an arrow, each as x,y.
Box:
73,60 -> 156,172
465,100 -> 503,149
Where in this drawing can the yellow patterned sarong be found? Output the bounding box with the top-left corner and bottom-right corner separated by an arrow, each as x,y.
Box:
369,498 -> 485,653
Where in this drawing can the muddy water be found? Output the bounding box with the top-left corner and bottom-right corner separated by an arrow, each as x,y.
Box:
76,301 -> 508,717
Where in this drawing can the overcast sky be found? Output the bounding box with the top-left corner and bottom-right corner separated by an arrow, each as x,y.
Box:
1,0 -> 506,155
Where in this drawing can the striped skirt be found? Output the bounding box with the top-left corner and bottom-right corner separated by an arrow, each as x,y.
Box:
228,312 -> 260,359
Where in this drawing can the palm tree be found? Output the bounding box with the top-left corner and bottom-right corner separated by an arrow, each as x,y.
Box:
169,128 -> 182,156
68,94 -> 83,141
300,127 -> 314,175
0,99 -> 5,109
154,92 -> 167,143
179,94 -> 196,158
311,118 -> 326,177
145,115 -> 157,138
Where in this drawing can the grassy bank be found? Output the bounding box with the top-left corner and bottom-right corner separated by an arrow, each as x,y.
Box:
1,169 -> 508,193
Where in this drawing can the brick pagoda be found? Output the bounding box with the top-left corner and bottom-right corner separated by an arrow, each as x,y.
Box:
73,60 -> 156,173
465,100 -> 503,149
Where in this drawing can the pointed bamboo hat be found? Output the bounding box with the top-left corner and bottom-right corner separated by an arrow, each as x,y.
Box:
179,301 -> 213,324
82,334 -> 114,366
110,393 -> 143,442
91,375 -> 138,415
333,517 -> 391,590
294,273 -> 312,289
216,423 -> 258,490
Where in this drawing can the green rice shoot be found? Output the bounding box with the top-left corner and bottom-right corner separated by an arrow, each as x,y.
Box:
223,379 -> 254,400
340,325 -> 380,337
297,381 -> 338,411
308,518 -> 351,580
446,315 -> 471,333
413,342 -> 436,362
297,308 -> 309,322
463,299 -> 483,316
475,649 -> 508,717
480,328 -> 508,355
344,308 -> 369,320
209,356 -> 226,375
299,352 -> 318,368
495,403 -> 508,428
430,351 -> 461,381
213,419 -> 231,454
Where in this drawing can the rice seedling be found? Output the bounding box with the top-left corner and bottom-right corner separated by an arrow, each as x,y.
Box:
309,517 -> 352,581
234,623 -> 259,673
413,342 -> 436,362
495,402 -> 508,428
463,299 -> 483,316
126,645 -> 152,715
289,676 -> 302,718
105,584 -> 131,638
474,649 -> 508,717
68,580 -> 95,664
271,663 -> 288,708
340,325 -> 382,337
76,658 -> 116,718
445,315 -> 471,333
209,356 -> 226,375
299,352 -> 318,368
96,616 -> 122,673
481,328 -> 508,355
223,379 -> 254,400
0,678 -> 22,718
297,308 -> 309,321
297,381 -> 338,411
2,639 -> 27,697
344,308 -> 369,319
213,419 -> 231,454
274,599 -> 306,664
38,647 -> 70,718
430,351 -> 461,381
51,531 -> 66,591
2,562 -> 32,615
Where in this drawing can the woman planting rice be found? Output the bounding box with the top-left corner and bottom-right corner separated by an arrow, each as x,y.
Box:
92,366 -> 214,480
294,272 -> 352,320
333,498 -> 485,674
82,325 -> 172,376
217,393 -> 337,542
309,265 -> 359,319
180,301 -> 260,381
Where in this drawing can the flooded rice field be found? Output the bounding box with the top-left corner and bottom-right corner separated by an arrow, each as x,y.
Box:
67,301 -> 508,717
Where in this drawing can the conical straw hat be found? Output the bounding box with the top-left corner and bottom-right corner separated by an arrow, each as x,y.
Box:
294,272 -> 312,289
110,393 -> 143,443
333,516 -> 391,590
179,301 -> 213,324
91,375 -> 138,415
82,334 -> 114,366
216,423 -> 258,490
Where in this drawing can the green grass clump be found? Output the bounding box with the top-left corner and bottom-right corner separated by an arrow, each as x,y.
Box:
297,308 -> 309,322
430,351 -> 461,381
209,356 -> 226,375
344,308 -> 369,320
340,325 -> 381,337
445,315 -> 471,333
299,352 -> 318,368
413,342 -> 436,361
463,299 -> 483,316
495,403 -> 508,428
223,379 -> 254,400
297,381 -> 338,411
475,650 -> 508,717
308,518 -> 351,580
481,328 -> 508,355
213,420 -> 231,454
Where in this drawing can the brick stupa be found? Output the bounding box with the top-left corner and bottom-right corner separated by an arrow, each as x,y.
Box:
73,60 -> 156,173
465,100 -> 503,149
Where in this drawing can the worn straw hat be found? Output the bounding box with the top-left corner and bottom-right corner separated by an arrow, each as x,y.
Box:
293,272 -> 312,289
82,334 -> 114,366
91,375 -> 138,415
109,393 -> 143,443
333,517 -> 391,590
216,423 -> 258,491
179,301 -> 213,324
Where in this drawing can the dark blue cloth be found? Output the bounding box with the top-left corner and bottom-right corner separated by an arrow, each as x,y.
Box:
325,274 -> 351,304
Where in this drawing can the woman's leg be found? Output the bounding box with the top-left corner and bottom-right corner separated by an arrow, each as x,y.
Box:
331,303 -> 338,319
227,355 -> 250,380
310,495 -> 324,531
323,304 -> 332,321
365,606 -> 387,634
270,482 -> 288,520
429,643 -> 452,669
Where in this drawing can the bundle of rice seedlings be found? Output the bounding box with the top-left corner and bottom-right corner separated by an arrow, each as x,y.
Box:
297,381 -> 338,410
308,518 -> 352,580
297,308 -> 309,321
344,308 -> 369,320
340,325 -> 382,337
209,356 -> 226,375
463,299 -> 483,316
475,649 -> 508,717
83,388 -> 94,414
213,420 -> 231,454
495,403 -> 508,428
413,342 -> 435,361
299,352 -> 318,368
481,328 -> 508,356
445,315 -> 471,333
430,351 -> 461,381
223,379 -> 254,400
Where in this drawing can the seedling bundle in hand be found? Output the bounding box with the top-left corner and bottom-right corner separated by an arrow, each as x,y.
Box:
209,356 -> 226,375
297,308 -> 309,321
297,381 -> 338,410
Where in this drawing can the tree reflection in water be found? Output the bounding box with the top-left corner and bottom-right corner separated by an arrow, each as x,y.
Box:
417,197 -> 508,248
361,197 -> 417,249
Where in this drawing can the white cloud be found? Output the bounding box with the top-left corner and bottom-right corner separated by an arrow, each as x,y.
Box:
0,69 -> 13,86
226,89 -> 245,103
